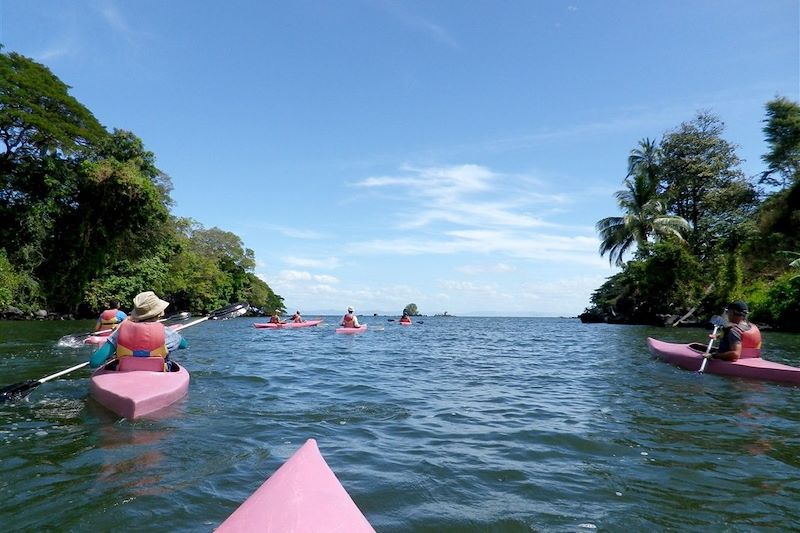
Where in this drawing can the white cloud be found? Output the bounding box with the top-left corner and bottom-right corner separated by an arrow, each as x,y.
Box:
283,256 -> 340,269
457,263 -> 516,275
353,164 -> 568,232
348,230 -> 604,267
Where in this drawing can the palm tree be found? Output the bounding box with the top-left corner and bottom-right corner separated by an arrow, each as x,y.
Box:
597,141 -> 690,267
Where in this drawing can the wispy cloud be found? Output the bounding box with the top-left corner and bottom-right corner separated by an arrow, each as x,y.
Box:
457,262 -> 516,275
347,163 -> 602,266
367,0 -> 460,50
276,270 -> 340,284
353,164 -> 567,231
283,256 -> 341,269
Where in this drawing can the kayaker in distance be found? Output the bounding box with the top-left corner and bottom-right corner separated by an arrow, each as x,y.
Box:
269,309 -> 284,324
705,300 -> 762,362
95,299 -> 127,332
290,310 -> 304,323
399,310 -> 412,324
341,306 -> 360,328
89,291 -> 188,370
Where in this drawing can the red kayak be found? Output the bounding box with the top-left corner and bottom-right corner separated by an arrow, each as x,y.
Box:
217,439 -> 374,532
647,337 -> 800,385
254,320 -> 323,329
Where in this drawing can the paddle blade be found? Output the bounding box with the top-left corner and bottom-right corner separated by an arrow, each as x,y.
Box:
209,302 -> 249,320
0,380 -> 40,403
710,315 -> 726,327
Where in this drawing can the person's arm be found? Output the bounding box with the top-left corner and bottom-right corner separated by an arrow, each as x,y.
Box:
165,328 -> 188,353
711,328 -> 742,361
713,342 -> 742,361
89,330 -> 119,367
353,316 -> 360,327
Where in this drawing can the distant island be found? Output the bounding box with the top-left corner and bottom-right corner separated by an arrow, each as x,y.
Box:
434,311 -> 455,317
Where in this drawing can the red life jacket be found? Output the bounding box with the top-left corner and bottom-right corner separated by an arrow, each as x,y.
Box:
99,309 -> 121,327
116,321 -> 168,371
734,323 -> 762,358
342,314 -> 355,327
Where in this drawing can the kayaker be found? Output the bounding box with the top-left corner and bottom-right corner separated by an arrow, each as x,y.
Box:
399,310 -> 412,324
707,300 -> 762,361
95,299 -> 127,332
290,310 -> 304,323
89,291 -> 187,370
269,309 -> 284,324
340,306 -> 360,328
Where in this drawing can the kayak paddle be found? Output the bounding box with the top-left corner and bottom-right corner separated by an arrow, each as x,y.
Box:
58,311 -> 192,344
699,315 -> 726,373
1,302 -> 249,403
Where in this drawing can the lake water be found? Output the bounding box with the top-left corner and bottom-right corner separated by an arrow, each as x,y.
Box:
1,317 -> 799,531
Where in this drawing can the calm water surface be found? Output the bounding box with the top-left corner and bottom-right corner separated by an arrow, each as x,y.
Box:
1,317 -> 799,531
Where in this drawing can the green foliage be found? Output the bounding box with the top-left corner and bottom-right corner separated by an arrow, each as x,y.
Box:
659,112 -> 755,259
404,303 -> 419,315
0,51 -> 106,162
0,49 -> 283,316
596,139 -> 689,266
761,273 -> 800,331
760,97 -> 800,188
0,248 -> 42,311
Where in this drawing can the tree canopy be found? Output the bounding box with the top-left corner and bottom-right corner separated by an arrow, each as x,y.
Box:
0,50 -> 282,316
586,99 -> 800,331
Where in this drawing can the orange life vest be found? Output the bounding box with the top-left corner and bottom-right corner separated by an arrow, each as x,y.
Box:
734,323 -> 762,358
116,321 -> 168,371
99,309 -> 122,327
342,314 -> 355,327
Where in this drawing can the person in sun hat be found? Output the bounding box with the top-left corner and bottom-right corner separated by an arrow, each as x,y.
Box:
340,306 -> 360,328
89,291 -> 188,370
269,309 -> 284,324
706,300 -> 762,362
290,310 -> 304,323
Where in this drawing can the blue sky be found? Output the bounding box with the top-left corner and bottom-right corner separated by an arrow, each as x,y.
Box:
1,1 -> 798,316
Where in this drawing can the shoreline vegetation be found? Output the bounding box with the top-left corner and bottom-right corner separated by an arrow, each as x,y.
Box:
1,50 -> 284,318
580,99 -> 800,332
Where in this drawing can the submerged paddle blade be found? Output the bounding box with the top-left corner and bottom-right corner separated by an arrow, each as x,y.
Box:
0,380 -> 40,403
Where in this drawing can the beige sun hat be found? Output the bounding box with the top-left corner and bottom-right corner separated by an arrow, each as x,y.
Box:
131,291 -> 170,322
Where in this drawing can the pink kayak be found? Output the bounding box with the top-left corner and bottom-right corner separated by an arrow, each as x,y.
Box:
335,325 -> 368,335
399,321 -> 412,326
647,337 -> 800,385
84,332 -> 112,345
217,438 -> 374,532
254,320 -> 323,329
89,360 -> 190,419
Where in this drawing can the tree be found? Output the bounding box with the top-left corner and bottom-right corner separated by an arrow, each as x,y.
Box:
0,51 -> 105,165
659,112 -> 753,258
403,303 -> 419,315
760,97 -> 800,189
596,140 -> 690,266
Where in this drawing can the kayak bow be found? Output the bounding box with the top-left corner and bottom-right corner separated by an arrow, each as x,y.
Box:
217,438 -> 374,532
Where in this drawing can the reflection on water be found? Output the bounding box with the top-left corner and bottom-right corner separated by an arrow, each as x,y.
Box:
0,318 -> 799,531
